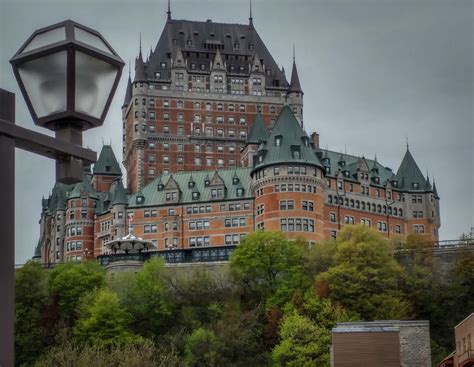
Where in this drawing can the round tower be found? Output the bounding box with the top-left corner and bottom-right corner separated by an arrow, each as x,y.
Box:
251,106 -> 325,243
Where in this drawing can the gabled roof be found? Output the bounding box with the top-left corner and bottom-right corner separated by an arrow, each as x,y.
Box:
288,59 -> 302,93
144,19 -> 288,88
252,105 -> 322,171
246,113 -> 269,145
128,168 -> 252,207
395,148 -> 428,191
93,145 -> 122,176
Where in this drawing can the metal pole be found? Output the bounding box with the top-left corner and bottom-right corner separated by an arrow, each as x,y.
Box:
0,89 -> 15,367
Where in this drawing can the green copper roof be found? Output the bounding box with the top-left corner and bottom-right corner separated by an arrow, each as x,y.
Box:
252,105 -> 322,171
69,174 -> 98,199
111,180 -> 128,205
319,149 -> 395,186
93,145 -> 122,176
395,149 -> 428,191
246,113 -> 269,145
128,168 -> 253,207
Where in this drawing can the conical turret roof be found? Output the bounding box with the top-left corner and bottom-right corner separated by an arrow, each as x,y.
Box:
134,47 -> 146,82
252,105 -> 322,172
246,114 -> 269,145
288,59 -> 302,93
112,180 -> 128,206
395,148 -> 427,191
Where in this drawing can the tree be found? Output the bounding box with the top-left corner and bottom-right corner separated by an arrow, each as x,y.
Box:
184,328 -> 223,367
316,225 -> 410,320
74,289 -> 142,346
271,313 -> 330,366
114,257 -> 172,339
230,231 -> 308,307
15,262 -> 50,366
49,262 -> 105,324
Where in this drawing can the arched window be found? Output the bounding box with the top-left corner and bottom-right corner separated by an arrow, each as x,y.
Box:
355,200 -> 360,209
328,195 -> 333,204
350,199 -> 354,208
372,203 -> 376,212
344,198 -> 349,206
339,197 -> 344,205
377,204 -> 382,213
399,208 -> 403,217
361,202 -> 365,210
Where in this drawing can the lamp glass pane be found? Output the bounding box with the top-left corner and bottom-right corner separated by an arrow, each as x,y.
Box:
22,26 -> 65,53
18,51 -> 67,118
75,51 -> 117,119
74,27 -> 113,55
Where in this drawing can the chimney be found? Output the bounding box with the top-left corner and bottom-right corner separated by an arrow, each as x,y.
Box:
310,132 -> 319,149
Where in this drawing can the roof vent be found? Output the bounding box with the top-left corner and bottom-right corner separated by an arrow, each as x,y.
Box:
206,19 -> 212,23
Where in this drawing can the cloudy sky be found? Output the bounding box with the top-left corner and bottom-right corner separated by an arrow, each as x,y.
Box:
0,0 -> 472,264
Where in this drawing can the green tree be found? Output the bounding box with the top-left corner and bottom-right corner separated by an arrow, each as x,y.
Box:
15,262 -> 50,366
230,231 -> 307,307
114,257 -> 172,338
316,225 -> 410,320
184,327 -> 223,367
272,313 -> 330,366
49,262 -> 105,324
74,289 -> 142,346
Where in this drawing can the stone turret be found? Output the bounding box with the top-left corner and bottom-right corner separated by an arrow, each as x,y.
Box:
251,106 -> 325,242
287,49 -> 304,125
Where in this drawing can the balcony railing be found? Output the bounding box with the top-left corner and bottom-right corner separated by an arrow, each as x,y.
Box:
97,245 -> 237,266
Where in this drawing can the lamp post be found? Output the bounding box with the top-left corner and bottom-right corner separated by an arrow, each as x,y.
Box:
0,20 -> 123,367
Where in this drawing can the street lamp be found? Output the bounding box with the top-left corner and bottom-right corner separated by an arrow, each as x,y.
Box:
9,19 -> 124,183
0,19 -> 124,367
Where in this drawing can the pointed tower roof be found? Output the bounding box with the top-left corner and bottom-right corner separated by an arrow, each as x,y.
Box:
252,105 -> 323,172
246,113 -> 269,145
93,145 -> 122,176
134,38 -> 146,82
112,180 -> 128,206
433,178 -> 439,198
167,0 -> 172,21
212,49 -> 225,71
288,48 -> 302,93
395,148 -> 427,191
122,65 -> 133,107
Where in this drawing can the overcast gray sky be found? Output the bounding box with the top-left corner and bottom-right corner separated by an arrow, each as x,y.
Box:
1,0 -> 472,264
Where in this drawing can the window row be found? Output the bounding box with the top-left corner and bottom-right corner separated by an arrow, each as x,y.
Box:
274,184 -> 317,193
189,236 -> 211,247
224,218 -> 247,228
189,220 -> 210,230
280,218 -> 315,232
66,241 -> 83,251
225,233 -> 246,246
220,202 -> 251,212
67,226 -> 83,236
186,205 -> 212,214
328,196 -> 404,217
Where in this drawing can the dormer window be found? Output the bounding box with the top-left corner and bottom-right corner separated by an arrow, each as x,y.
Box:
275,135 -> 282,147
136,195 -> 144,205
192,191 -> 200,200
105,165 -> 111,173
302,137 -> 309,147
258,155 -> 263,163
233,177 -> 239,185
392,181 -> 398,188
374,177 -> 380,184
236,188 -> 244,197
204,179 -> 210,187
157,184 -> 164,191
188,181 -> 195,188
412,182 -> 419,189
291,146 -> 301,159
161,62 -> 166,69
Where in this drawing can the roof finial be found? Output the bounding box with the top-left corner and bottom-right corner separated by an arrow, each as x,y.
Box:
406,136 -> 409,151
139,32 -> 142,55
128,60 -> 131,78
293,43 -> 295,63
167,0 -> 172,20
249,0 -> 253,27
